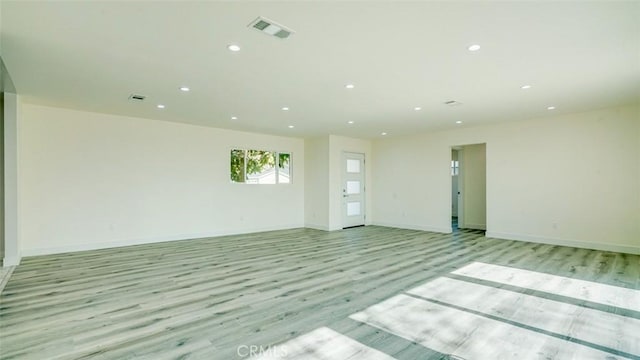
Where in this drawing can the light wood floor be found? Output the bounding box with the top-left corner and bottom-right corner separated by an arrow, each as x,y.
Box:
0,226 -> 638,360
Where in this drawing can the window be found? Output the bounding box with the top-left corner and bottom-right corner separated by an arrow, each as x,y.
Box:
451,160 -> 459,176
278,152 -> 291,183
230,149 -> 291,184
246,150 -> 276,184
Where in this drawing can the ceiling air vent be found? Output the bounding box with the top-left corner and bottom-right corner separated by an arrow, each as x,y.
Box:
129,94 -> 146,102
444,100 -> 462,106
248,16 -> 294,39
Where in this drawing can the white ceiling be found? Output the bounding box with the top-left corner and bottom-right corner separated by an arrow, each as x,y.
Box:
1,1 -> 639,138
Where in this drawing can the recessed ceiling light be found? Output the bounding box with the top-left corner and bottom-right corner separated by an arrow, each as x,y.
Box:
414,107 -> 422,111
231,116 -> 238,120
468,44 -> 481,52
547,106 -> 556,110
227,44 -> 241,52
456,121 -> 463,124
156,104 -> 165,109
179,86 -> 190,92
381,132 -> 387,136
521,85 -> 531,90
348,121 -> 354,124
345,84 -> 355,89
288,125 -> 294,129
282,107 -> 289,111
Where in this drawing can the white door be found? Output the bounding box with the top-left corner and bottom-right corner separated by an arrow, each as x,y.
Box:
342,152 -> 365,228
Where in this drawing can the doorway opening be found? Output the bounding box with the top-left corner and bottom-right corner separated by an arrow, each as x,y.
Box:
451,148 -> 460,231
451,144 -> 486,233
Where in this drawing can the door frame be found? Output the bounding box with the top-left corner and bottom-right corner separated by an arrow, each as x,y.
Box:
451,143 -> 487,231
341,151 -> 366,228
457,148 -> 465,228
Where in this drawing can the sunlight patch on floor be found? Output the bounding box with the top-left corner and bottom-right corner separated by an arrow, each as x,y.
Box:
407,276 -> 640,355
253,261 -> 639,359
251,327 -> 395,360
452,262 -> 640,311
350,294 -> 627,360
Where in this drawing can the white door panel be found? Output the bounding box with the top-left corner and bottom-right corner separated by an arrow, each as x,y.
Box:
342,152 -> 365,228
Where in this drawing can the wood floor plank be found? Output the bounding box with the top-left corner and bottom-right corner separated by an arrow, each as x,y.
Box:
1,226 -> 638,360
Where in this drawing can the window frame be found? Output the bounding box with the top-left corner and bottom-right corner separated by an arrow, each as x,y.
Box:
229,148 -> 292,185
451,160 -> 459,176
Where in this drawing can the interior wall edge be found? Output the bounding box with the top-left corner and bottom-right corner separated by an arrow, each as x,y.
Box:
461,223 -> 487,231
2,254 -> 20,266
304,223 -> 330,231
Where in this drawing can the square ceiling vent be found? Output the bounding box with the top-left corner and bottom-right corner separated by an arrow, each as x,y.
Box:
444,100 -> 463,106
248,17 -> 294,39
128,94 -> 146,102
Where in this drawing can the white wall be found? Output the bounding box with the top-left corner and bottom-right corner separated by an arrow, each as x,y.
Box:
460,144 -> 486,230
0,94 -> 4,262
13,102 -> 640,256
372,104 -> 640,254
372,134 -> 452,233
304,136 -> 330,230
19,104 -> 305,256
3,92 -> 19,265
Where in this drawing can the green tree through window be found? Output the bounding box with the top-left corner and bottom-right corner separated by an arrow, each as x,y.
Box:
230,149 -> 245,183
230,149 -> 291,184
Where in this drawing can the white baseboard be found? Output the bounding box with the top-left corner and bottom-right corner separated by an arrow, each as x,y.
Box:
372,221 -> 452,234
460,223 -> 486,230
2,255 -> 21,267
21,226 -> 637,258
304,223 -> 330,231
21,224 -> 304,257
486,231 -> 640,255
